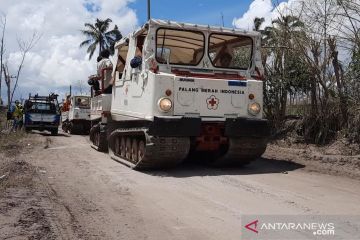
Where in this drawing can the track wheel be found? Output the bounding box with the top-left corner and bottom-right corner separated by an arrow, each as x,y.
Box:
114,137 -> 120,155
131,139 -> 138,163
125,137 -> 132,160
120,137 -> 126,158
95,132 -> 99,146
138,140 -> 146,162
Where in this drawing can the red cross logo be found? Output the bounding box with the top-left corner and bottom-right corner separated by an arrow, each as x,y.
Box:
206,95 -> 219,110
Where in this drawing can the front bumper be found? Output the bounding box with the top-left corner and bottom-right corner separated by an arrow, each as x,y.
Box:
25,124 -> 59,130
224,118 -> 270,137
148,117 -> 270,138
149,117 -> 201,136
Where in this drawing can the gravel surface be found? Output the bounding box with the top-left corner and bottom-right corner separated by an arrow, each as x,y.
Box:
1,130 -> 360,239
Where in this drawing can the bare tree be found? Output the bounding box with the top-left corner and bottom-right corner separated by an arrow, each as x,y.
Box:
9,32 -> 41,104
0,14 -> 6,104
2,62 -> 14,107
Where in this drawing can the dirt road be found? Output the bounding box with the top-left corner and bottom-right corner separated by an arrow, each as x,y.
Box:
1,131 -> 360,239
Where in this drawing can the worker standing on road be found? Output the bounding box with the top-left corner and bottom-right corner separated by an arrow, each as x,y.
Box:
62,94 -> 71,112
12,100 -> 24,132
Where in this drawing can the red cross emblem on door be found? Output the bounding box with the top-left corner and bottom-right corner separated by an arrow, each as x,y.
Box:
206,95 -> 219,110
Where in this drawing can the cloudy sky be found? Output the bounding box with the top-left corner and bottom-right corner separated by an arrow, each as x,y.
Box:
0,0 -> 288,103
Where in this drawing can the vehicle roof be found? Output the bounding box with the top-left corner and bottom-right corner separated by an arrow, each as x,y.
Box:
148,19 -> 260,36
72,95 -> 90,98
115,18 -> 260,48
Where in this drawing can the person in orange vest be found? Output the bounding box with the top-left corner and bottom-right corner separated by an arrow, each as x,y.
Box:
62,95 -> 71,112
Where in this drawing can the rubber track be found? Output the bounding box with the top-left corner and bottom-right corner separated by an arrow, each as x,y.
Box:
89,124 -> 107,152
109,128 -> 190,170
211,137 -> 267,167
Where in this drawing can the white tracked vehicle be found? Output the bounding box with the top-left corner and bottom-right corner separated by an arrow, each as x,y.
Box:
61,95 -> 91,134
89,19 -> 270,169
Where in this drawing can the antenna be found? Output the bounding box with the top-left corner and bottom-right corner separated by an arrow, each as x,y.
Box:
221,12 -> 224,27
147,0 -> 151,21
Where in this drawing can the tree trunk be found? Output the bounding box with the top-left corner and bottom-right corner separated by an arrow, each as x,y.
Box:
310,76 -> 317,116
329,38 -> 348,125
0,20 -> 5,104
280,88 -> 287,119
99,36 -> 103,55
6,75 -> 10,106
3,65 -> 10,107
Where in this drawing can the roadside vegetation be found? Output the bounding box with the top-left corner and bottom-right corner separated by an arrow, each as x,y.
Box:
256,0 -> 360,145
0,108 -> 26,161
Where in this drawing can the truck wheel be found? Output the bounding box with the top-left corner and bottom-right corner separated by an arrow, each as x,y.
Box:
51,129 -> 58,136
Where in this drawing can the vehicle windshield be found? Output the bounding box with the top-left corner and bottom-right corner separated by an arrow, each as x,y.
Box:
75,97 -> 90,108
32,103 -> 51,111
156,28 -> 205,66
27,101 -> 57,113
209,34 -> 253,69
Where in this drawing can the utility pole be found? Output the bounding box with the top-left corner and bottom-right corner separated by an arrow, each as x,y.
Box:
147,0 -> 151,20
221,12 -> 224,27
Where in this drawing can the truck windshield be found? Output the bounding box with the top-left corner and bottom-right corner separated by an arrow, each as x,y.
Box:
156,28 -> 205,66
209,34 -> 253,69
28,102 -> 57,113
32,103 -> 51,111
75,97 -> 90,108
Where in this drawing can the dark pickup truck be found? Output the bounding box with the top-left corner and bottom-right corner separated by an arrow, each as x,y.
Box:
23,94 -> 60,135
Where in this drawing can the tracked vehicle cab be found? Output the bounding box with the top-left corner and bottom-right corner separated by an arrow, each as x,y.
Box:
61,95 -> 91,134
90,19 -> 269,169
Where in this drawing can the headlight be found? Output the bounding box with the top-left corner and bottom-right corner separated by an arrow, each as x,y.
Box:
158,98 -> 172,112
248,102 -> 261,116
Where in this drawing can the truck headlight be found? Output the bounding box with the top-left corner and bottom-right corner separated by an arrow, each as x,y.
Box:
248,102 -> 261,115
158,98 -> 172,112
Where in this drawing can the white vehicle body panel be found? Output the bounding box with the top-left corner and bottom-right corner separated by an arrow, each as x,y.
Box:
62,96 -> 91,122
107,19 -> 265,122
90,94 -> 112,121
174,77 -> 263,119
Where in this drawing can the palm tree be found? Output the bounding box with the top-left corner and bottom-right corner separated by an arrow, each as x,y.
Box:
80,18 -> 122,60
259,15 -> 306,122
253,17 -> 265,31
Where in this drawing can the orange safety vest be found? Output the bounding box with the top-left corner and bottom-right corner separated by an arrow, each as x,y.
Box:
62,101 -> 70,112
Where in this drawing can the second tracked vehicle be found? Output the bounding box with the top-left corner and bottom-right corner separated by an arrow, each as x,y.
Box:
61,95 -> 91,134
90,19 -> 270,169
